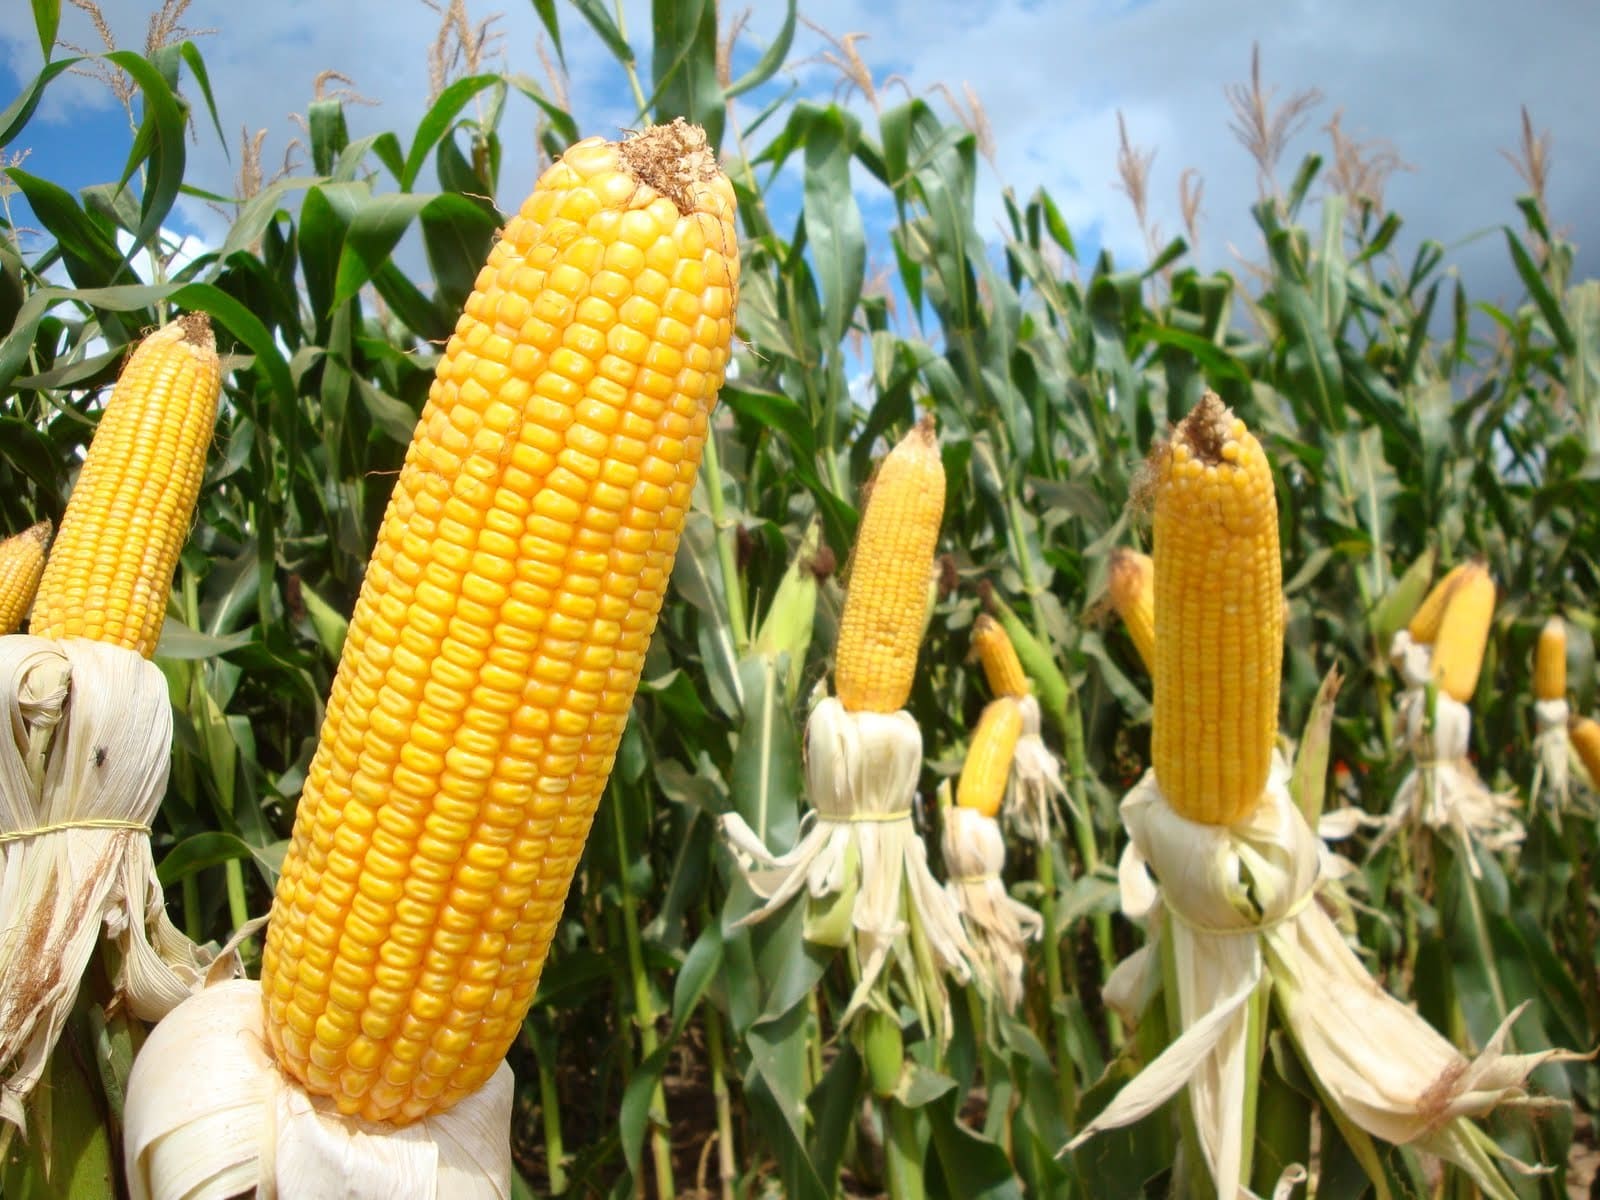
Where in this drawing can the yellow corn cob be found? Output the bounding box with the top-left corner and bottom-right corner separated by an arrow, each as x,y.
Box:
1151,393 -> 1283,826
834,415 -> 945,713
1430,564 -> 1494,702
1108,548 -> 1157,674
971,613 -> 1029,699
1573,716 -> 1600,790
33,316 -> 221,657
1534,615 -> 1566,702
0,520 -> 51,634
260,120 -> 739,1125
1406,561 -> 1472,645
956,696 -> 1023,819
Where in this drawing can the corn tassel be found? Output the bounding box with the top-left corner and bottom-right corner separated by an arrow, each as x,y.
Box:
1150,393 -> 1282,826
834,416 -> 945,713
1108,548 -> 1157,674
971,613 -> 1029,699
1430,564 -> 1494,703
260,120 -> 739,1125
1534,616 -> 1566,702
33,316 -> 221,658
0,520 -> 50,634
955,697 -> 1023,819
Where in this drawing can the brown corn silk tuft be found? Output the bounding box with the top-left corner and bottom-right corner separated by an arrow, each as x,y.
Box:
1150,393 -> 1283,826
833,414 -> 946,713
0,520 -> 52,634
33,315 -> 221,657
260,121 -> 739,1124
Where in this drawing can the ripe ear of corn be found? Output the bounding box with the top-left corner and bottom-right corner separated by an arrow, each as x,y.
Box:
1406,561 -> 1472,645
260,119 -> 739,1126
1430,564 -> 1494,702
1573,716 -> 1600,789
1150,393 -> 1283,826
1108,548 -> 1157,673
1534,616 -> 1566,702
971,613 -> 1029,699
33,316 -> 221,658
834,416 -> 945,713
0,520 -> 51,634
956,696 -> 1024,819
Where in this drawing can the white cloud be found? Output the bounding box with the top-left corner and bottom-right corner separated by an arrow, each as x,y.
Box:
2,0 -> 1594,313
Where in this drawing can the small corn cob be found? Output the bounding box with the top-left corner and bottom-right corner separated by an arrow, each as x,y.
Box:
956,696 -> 1024,819
834,416 -> 945,713
33,316 -> 221,657
1406,561 -> 1473,645
971,613 -> 1029,699
1151,393 -> 1283,826
261,120 -> 739,1125
1573,716 -> 1600,789
1430,564 -> 1494,702
0,520 -> 51,634
1534,616 -> 1566,702
1108,548 -> 1157,673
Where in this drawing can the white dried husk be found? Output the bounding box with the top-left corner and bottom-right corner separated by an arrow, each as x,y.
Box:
123,978 -> 512,1200
719,696 -> 974,1039
0,636 -> 243,1130
1002,695 -> 1073,842
1068,765 -> 1577,1199
940,804 -> 1041,1012
1530,698 -> 1571,818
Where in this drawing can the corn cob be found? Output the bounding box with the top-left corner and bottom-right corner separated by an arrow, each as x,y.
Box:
0,520 -> 51,634
1573,716 -> 1600,790
1534,616 -> 1566,702
1430,564 -> 1494,703
1108,548 -> 1157,673
33,316 -> 221,657
1406,561 -> 1473,645
971,613 -> 1029,699
260,120 -> 739,1125
1151,393 -> 1282,826
834,416 -> 945,713
956,696 -> 1023,819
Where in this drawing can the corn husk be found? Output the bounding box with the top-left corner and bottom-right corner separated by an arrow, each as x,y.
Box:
1001,694 -> 1072,842
1069,764 -> 1576,1199
0,636 -> 241,1130
1530,697 -> 1571,817
940,802 -> 1040,1011
123,978 -> 512,1199
1382,634 -> 1522,875
720,696 -> 973,1039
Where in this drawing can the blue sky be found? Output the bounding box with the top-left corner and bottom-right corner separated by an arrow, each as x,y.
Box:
1,0 -> 1596,322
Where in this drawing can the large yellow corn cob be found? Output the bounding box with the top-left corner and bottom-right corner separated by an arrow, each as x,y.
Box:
1534,615 -> 1566,702
955,696 -> 1024,819
834,416 -> 945,713
1573,716 -> 1600,790
33,316 -> 221,657
971,613 -> 1029,699
1151,393 -> 1282,826
1108,548 -> 1157,673
0,520 -> 51,634
260,121 -> 738,1125
1430,564 -> 1494,702
1406,561 -> 1472,645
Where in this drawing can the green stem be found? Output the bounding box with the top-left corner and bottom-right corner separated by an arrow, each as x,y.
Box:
703,995 -> 737,1200
610,795 -> 675,1199
614,2 -> 650,118
1062,693 -> 1119,1006
181,874 -> 202,943
701,433 -> 749,653
223,858 -> 249,938
883,1098 -> 926,1200
1455,840 -> 1511,1039
535,1034 -> 568,1193
1033,838 -> 1076,1124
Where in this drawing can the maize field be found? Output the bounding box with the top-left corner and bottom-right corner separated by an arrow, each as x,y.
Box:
1,2 -> 1598,1198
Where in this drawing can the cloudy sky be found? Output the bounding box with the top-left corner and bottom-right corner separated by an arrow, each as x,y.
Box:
1,0 -> 1595,318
